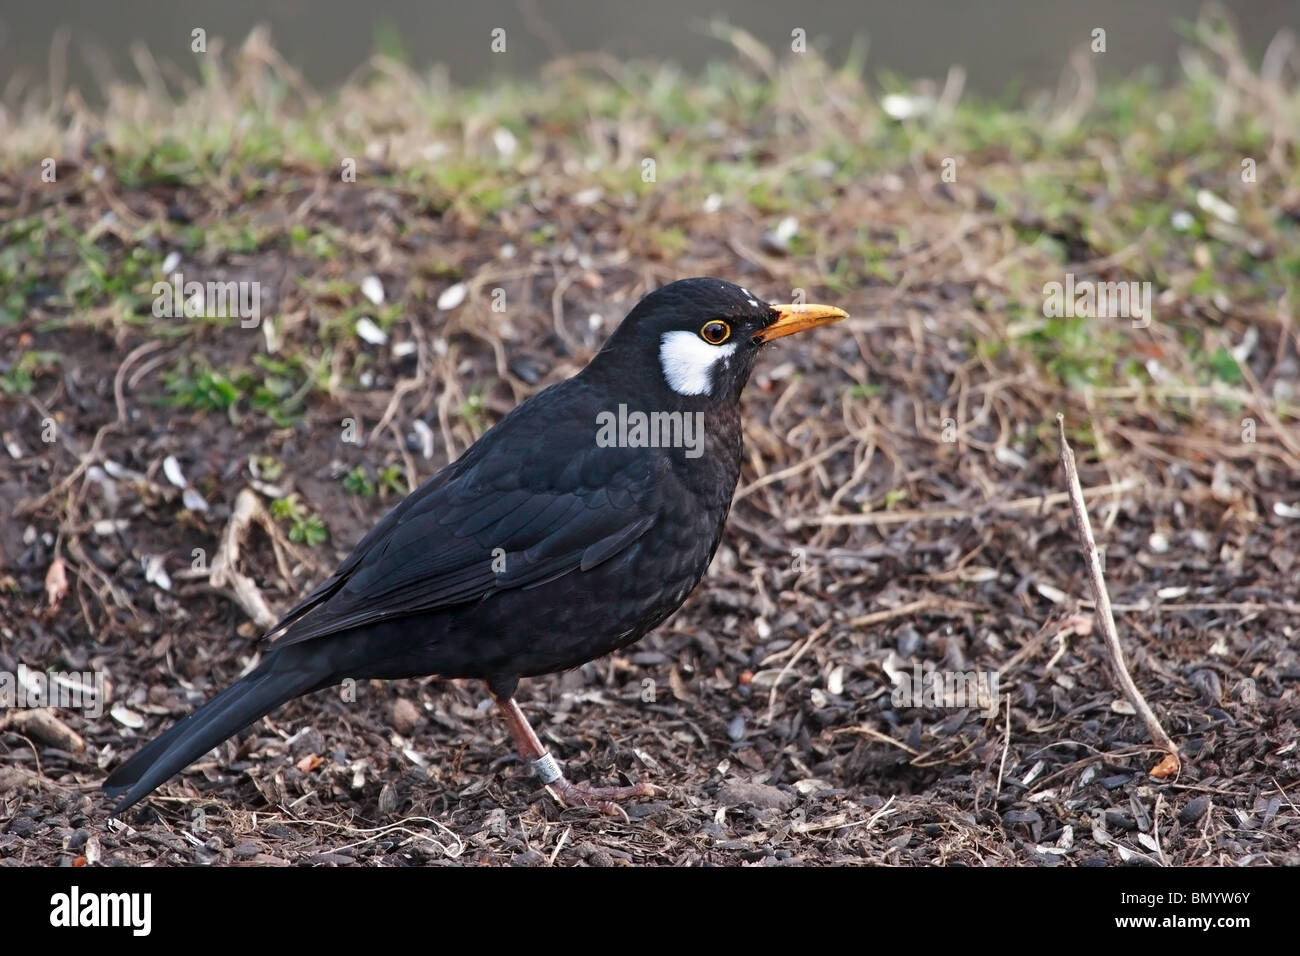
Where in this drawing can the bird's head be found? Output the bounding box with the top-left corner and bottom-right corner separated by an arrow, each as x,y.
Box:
588,277 -> 848,404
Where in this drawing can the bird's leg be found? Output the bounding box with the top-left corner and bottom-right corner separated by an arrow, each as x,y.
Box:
492,694 -> 653,818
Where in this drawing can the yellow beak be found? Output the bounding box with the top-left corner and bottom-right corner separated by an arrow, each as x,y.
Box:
754,303 -> 850,343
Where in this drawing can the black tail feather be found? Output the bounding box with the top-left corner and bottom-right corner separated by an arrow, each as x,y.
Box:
103,653 -> 328,814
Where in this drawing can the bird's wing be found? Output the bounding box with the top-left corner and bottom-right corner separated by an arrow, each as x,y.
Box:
267,383 -> 664,647
263,464 -> 459,640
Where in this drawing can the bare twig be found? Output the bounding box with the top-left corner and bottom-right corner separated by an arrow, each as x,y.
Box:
208,488 -> 280,630
763,621 -> 832,723
845,596 -> 979,628
835,724 -> 921,757
994,693 -> 1012,801
1056,414 -> 1180,776
0,708 -> 86,753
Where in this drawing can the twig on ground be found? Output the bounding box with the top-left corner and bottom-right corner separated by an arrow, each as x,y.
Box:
835,724 -> 921,757
1056,414 -> 1180,778
208,488 -> 281,630
763,621 -> 832,723
994,693 -> 1012,802
0,708 -> 86,753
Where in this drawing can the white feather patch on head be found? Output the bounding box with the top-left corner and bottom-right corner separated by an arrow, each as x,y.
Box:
659,330 -> 737,396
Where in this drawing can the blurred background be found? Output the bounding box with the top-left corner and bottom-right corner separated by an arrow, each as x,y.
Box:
4,0 -> 1299,99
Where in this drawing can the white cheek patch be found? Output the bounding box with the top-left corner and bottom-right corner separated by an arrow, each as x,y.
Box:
659,330 -> 737,396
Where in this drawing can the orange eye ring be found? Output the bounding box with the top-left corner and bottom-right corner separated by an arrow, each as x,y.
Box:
700,320 -> 731,345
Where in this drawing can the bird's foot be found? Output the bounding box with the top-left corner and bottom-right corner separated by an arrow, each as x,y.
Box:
544,774 -> 654,820
494,693 -> 653,820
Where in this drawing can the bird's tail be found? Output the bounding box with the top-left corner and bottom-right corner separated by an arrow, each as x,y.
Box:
103,649 -> 330,815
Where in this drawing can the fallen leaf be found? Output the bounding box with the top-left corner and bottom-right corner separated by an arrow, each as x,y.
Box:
1149,752 -> 1181,779
296,753 -> 323,774
44,557 -> 68,610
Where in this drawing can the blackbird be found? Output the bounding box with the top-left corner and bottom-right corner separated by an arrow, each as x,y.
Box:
104,277 -> 847,815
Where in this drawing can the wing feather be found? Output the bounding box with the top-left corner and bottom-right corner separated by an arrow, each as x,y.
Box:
266,380 -> 665,648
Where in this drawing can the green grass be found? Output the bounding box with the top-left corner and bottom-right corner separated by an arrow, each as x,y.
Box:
1,12 -> 1296,437
163,355 -> 320,427
269,495 -> 328,547
343,464 -> 406,499
0,350 -> 61,395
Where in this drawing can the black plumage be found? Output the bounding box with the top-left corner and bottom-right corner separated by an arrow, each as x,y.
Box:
104,277 -> 847,815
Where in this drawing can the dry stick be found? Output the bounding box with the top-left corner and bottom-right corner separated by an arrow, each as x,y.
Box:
763,621 -> 832,723
835,724 -> 921,757
0,708 -> 86,753
1056,414 -> 1180,777
994,692 -> 1012,802
845,596 -> 981,628
208,488 -> 279,630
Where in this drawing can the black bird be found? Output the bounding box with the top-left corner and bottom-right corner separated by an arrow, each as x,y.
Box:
105,278 -> 847,815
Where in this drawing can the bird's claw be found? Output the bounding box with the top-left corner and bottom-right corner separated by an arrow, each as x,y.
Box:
545,775 -> 654,820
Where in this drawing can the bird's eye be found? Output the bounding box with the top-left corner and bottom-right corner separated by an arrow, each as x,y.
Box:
700,320 -> 731,345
